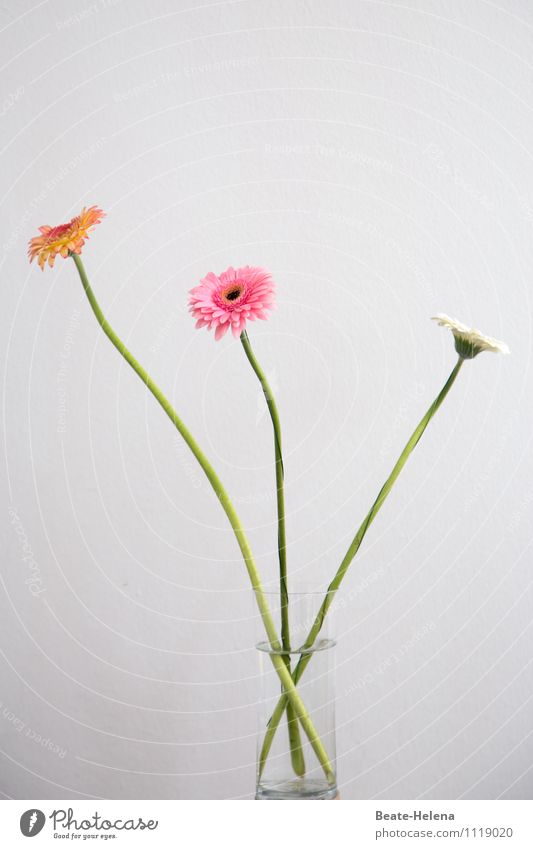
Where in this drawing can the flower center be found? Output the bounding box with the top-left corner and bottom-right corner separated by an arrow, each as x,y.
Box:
222,285 -> 244,303
47,222 -> 72,240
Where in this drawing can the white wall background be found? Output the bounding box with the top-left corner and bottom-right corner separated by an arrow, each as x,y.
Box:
1,0 -> 532,801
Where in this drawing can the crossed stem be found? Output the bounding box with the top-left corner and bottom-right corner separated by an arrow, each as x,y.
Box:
70,253 -> 334,784
70,251 -> 464,786
239,330 -> 305,776
258,357 -> 464,776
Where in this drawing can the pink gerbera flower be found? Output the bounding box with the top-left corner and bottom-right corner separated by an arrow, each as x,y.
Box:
189,265 -> 276,340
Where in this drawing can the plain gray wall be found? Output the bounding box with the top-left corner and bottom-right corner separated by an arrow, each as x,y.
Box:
1,0 -> 532,800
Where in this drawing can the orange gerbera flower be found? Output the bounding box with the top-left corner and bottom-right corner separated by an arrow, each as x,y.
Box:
28,205 -> 105,269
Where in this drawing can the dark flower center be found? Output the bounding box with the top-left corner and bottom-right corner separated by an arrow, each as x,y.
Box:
224,287 -> 242,301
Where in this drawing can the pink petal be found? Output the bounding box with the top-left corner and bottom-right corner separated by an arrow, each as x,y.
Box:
215,323 -> 229,340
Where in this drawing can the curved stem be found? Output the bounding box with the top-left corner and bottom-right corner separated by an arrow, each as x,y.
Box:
258,357 -> 464,774
239,331 -> 305,776
70,253 -> 331,781
240,331 -> 289,644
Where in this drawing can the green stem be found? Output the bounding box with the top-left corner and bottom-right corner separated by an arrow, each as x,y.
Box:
258,357 -> 465,775
70,253 -> 331,781
239,330 -> 305,777
240,332 -> 289,645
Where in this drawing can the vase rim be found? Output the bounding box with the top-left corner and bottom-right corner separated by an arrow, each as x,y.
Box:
258,587 -> 334,597
255,637 -> 336,656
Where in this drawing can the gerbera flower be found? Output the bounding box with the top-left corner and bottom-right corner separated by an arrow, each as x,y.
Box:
28,205 -> 105,269
189,265 -> 276,340
432,313 -> 509,358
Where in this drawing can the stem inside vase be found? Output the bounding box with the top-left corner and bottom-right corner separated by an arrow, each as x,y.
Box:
256,635 -> 337,800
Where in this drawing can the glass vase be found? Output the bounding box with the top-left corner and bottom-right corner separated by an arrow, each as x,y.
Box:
254,590 -> 338,800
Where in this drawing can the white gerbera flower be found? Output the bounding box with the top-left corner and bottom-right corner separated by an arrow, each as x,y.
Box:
432,314 -> 510,359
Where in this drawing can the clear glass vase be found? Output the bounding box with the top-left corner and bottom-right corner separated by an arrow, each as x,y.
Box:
254,590 -> 338,800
